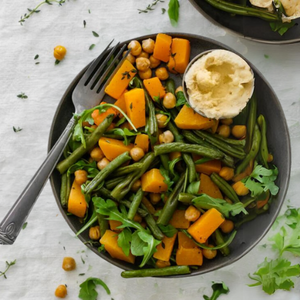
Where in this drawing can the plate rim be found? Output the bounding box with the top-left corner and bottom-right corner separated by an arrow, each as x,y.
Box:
48,32 -> 292,277
188,0 -> 300,45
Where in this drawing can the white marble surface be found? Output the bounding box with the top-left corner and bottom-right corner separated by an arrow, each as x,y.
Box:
0,0 -> 300,299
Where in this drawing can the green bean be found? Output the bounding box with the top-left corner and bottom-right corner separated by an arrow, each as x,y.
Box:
178,193 -> 196,204
160,154 -> 170,170
60,172 -> 71,207
97,213 -> 109,237
105,176 -> 126,190
235,124 -> 261,175
111,153 -> 155,200
182,130 -> 235,168
113,163 -> 143,177
128,188 -> 144,220
121,266 -> 191,278
157,172 -> 186,226
57,114 -> 114,174
203,0 -> 280,22
257,114 -> 269,168
245,94 -> 257,153
96,187 -> 117,201
213,133 -> 246,148
212,229 -> 230,256
120,200 -> 148,218
165,78 -> 176,94
210,172 -> 240,203
167,121 -> 197,183
102,133 -> 124,140
141,204 -> 164,240
145,90 -> 158,145
154,142 -> 224,161
84,152 -> 132,194
193,130 -> 246,159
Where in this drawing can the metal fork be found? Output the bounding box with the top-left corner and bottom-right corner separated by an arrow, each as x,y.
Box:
0,41 -> 128,245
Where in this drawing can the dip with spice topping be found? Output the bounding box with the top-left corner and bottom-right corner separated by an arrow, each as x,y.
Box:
184,49 -> 254,120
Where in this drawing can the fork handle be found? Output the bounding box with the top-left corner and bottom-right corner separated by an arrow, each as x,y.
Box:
0,117 -> 76,245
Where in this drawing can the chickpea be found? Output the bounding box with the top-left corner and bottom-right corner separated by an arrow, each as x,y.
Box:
135,57 -> 151,72
232,181 -> 249,196
156,114 -> 168,128
220,220 -> 234,234
202,245 -> 217,260
139,69 -> 152,80
89,226 -> 101,240
175,86 -> 183,93
123,51 -> 135,64
62,257 -> 76,271
220,118 -> 233,125
163,92 -> 176,109
130,147 -> 145,161
159,130 -> 174,144
149,193 -> 161,205
219,167 -> 234,181
137,51 -> 149,59
155,67 -> 169,80
217,124 -> 230,138
97,157 -> 110,170
232,125 -> 246,139
128,40 -> 142,56
149,55 -> 161,69
55,285 -> 67,298
267,153 -> 273,163
131,179 -> 141,192
90,147 -> 105,161
185,205 -> 201,222
133,213 -> 142,223
74,170 -> 88,185
142,38 -> 155,53
54,45 -> 67,61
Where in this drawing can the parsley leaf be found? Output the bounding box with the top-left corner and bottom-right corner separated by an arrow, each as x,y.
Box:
269,21 -> 295,36
159,166 -> 174,192
13,126 -> 22,133
89,44 -> 95,50
0,260 -> 16,279
186,181 -> 200,195
192,194 -> 248,218
22,222 -> 28,230
79,277 -> 110,300
248,257 -> 300,295
92,31 -> 99,37
67,159 -> 99,178
242,164 -> 279,197
175,91 -> 190,107
203,282 -> 229,300
106,128 -> 139,145
17,92 -> 28,99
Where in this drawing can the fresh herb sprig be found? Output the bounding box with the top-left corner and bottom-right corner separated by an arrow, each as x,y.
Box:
138,0 -> 165,14
0,260 -> 16,279
19,0 -> 66,25
79,277 -> 110,300
17,92 -> 28,99
203,282 -> 229,300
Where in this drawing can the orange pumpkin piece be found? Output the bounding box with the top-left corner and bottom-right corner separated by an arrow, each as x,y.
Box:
174,105 -> 216,130
104,59 -> 137,99
98,137 -> 133,161
141,168 -> 168,193
153,233 -> 177,262
199,173 -> 223,199
153,33 -> 172,62
256,190 -> 270,209
210,119 -> 219,134
187,208 -> 225,244
91,107 -> 117,126
177,231 -> 197,249
155,259 -> 171,268
67,180 -> 87,218
169,210 -> 190,229
134,134 -> 149,153
176,246 -> 203,266
113,91 -> 128,117
193,154 -> 222,175
143,77 -> 166,100
109,220 -> 123,232
124,88 -> 146,129
232,159 -> 254,182
167,38 -> 191,74
100,230 -> 135,264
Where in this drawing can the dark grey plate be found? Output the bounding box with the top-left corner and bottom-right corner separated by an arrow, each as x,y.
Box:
48,33 -> 291,277
189,0 -> 300,44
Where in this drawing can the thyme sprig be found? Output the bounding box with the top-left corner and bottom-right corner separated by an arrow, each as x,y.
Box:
138,0 -> 164,13
19,0 -> 66,25
0,260 -> 16,279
